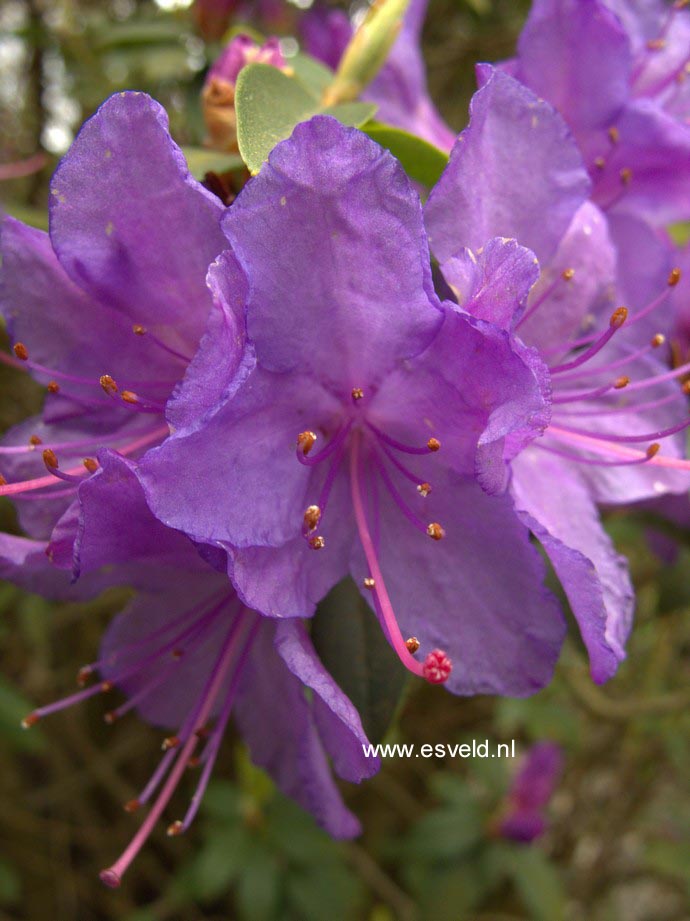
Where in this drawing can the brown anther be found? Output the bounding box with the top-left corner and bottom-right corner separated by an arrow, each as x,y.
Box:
614,376 -> 630,389
297,431 -> 317,455
309,535 -> 326,550
0,475 -> 6,486
610,306 -> 628,328
594,156 -> 606,170
47,381 -> 60,394
619,167 -> 633,186
646,443 -> 661,458
121,390 -> 139,404
187,757 -> 201,769
172,648 -> 184,660
426,522 -> 445,541
162,735 -> 180,751
427,437 -> 440,452
123,799 -> 141,814
21,712 -> 39,729
83,457 -> 98,473
650,334 -> 666,350
42,448 -> 59,469
132,324 -> 147,336
13,342 -> 29,361
363,577 -> 375,590
29,435 -> 42,446
195,725 -> 210,740
646,38 -> 666,50
417,482 -> 431,497
303,505 -> 321,530
100,374 -> 118,395
405,636 -> 420,654
77,666 -> 93,686
683,380 -> 690,395
561,268 -> 575,281
167,821 -> 184,837
104,711 -> 117,725
351,387 -> 364,401
674,0 -> 689,9
608,126 -> 620,144
668,267 -> 682,287
100,681 -> 114,693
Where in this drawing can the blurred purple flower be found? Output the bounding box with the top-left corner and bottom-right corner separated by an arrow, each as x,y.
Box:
497,742 -> 563,843
507,0 -> 690,226
425,67 -> 690,683
141,115 -> 570,698
0,92 -> 228,588
22,451 -> 377,887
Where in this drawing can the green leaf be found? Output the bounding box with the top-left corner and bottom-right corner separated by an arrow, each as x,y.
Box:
311,577 -> 409,744
0,676 -> 46,753
2,202 -> 48,231
235,64 -> 377,174
181,146 -> 246,180
236,839 -> 281,921
362,123 -> 449,187
288,53 -> 335,99
502,847 -> 567,921
0,860 -> 20,906
669,221 -> 690,246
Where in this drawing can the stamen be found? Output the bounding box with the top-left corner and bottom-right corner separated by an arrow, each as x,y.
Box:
132,325 -> 146,336
42,449 -> 58,469
29,435 -> 42,446
47,381 -> 60,394
100,374 -> 118,395
297,431 -> 317,455
552,416 -> 690,444
417,482 -> 431,497
83,458 -> 98,473
608,126 -> 619,144
619,167 -> 633,185
351,387 -> 364,402
669,267 -> 681,287
545,425 -> 690,470
427,438 -> 441,452
309,535 -> 326,550
13,342 -> 29,361
296,421 -> 352,468
552,378 -> 629,405
549,308 -> 627,374
426,523 -> 445,541
535,440 -> 662,468
405,637 -> 420,653
363,577 -> 375,590
303,505 -> 321,531
366,421 -> 441,456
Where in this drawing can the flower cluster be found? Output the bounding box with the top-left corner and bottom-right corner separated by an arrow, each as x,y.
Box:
1,0 -> 689,886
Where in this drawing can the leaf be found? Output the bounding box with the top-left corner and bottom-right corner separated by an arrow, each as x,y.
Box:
0,676 -> 46,753
362,123 -> 449,187
311,577 -> 409,744
236,840 -> 282,921
288,53 -> 335,99
235,64 -> 377,174
502,847 -> 567,921
181,146 -> 246,180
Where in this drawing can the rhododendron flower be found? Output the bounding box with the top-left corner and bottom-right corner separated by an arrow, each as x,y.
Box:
141,115 -> 569,697
0,92 -> 228,584
22,451 -> 377,887
497,742 -> 563,843
425,67 -> 690,682
507,0 -> 690,226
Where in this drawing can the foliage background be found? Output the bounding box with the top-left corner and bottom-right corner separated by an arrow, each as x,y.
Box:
1,1 -> 689,919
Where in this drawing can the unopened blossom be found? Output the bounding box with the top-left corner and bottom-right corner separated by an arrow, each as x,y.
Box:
22,451 -> 377,887
507,0 -> 690,226
0,92 -> 228,586
142,115 -> 568,698
497,742 -> 563,843
425,67 -> 690,682
202,34 -> 287,151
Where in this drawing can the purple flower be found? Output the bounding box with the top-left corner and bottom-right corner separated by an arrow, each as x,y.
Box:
0,92 -> 228,585
425,68 -> 690,682
497,742 -> 563,843
141,115 -> 569,698
507,0 -> 690,225
22,450 -> 377,886
301,0 -> 456,151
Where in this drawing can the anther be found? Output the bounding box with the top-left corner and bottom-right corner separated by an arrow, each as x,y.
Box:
47,381 -> 60,394
83,457 -> 98,473
610,307 -> 628,329
651,333 -> 666,348
561,268 -> 575,281
123,799 -> 140,814
162,736 -> 180,751
100,374 -> 118,395
77,666 -> 93,686
417,482 -> 431,497
132,324 -> 147,336
619,167 -> 633,186
309,535 -> 326,550
0,476 -> 6,486
171,648 -> 184,660
594,156 -> 606,170
104,711 -> 117,725
195,725 -> 210,740
363,577 -> 375,590
683,381 -> 690,395
42,448 -> 59,470
646,37 -> 666,50
297,431 -> 317,455
426,522 -> 445,541
303,505 -> 321,530
427,437 -> 440,452
608,126 -> 620,144
405,636 -> 420,653
674,0 -> 689,9
646,443 -> 661,458
101,681 -> 114,693
13,342 -> 29,361
21,712 -> 39,729
669,268 -> 681,287
187,757 -> 201,769
121,390 -> 139,404
351,387 -> 364,402
167,820 -> 184,837
614,376 -> 630,389
29,435 -> 42,446
422,649 -> 452,684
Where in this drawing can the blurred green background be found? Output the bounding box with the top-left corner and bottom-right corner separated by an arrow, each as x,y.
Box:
1,1 -> 690,919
